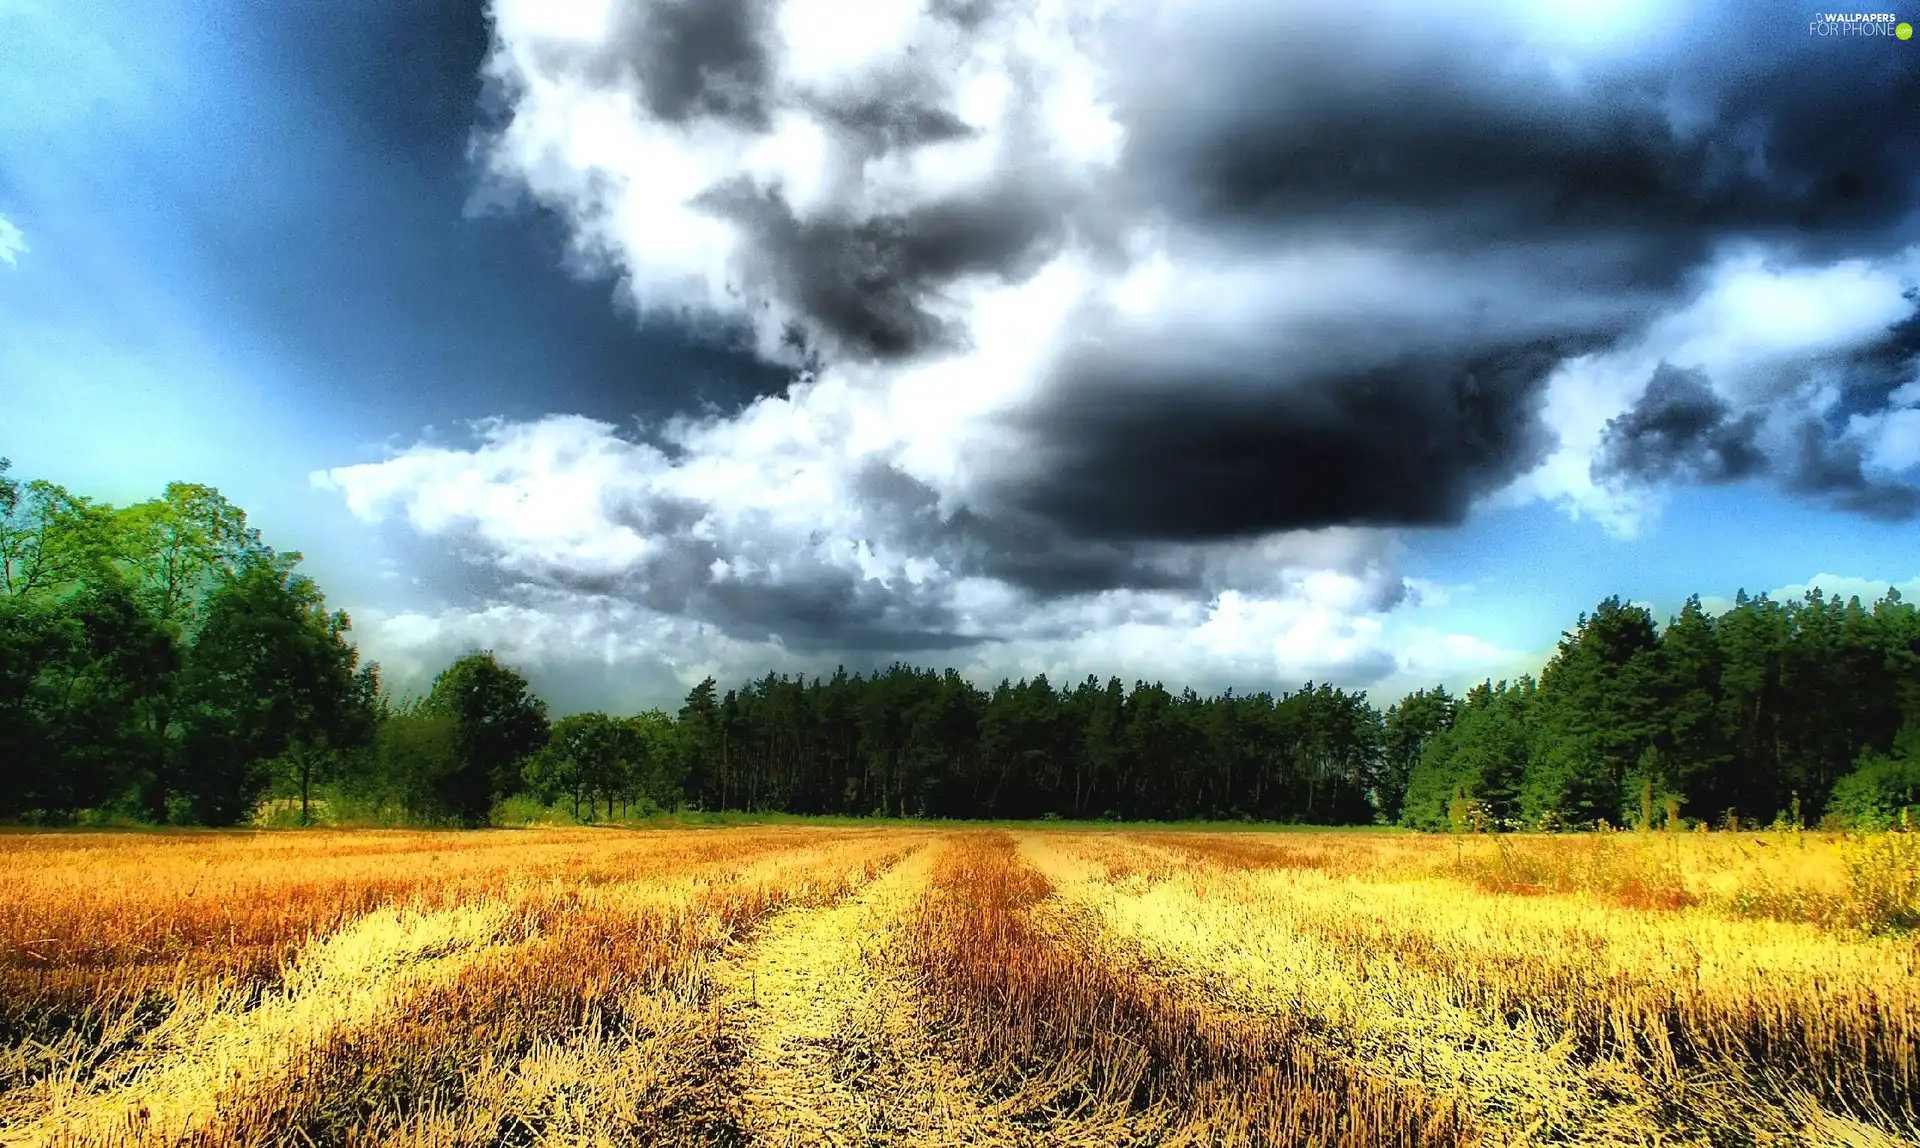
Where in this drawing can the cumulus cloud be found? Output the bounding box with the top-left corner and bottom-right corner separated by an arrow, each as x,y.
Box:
0,215 -> 25,266
472,0 -> 1918,534
325,0 -> 1920,703
1514,252 -> 1920,532
317,412 -> 1433,698
1581,286 -> 1920,523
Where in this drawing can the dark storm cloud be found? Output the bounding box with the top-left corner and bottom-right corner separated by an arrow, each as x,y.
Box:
970,4 -> 1920,545
509,548 -> 981,652
996,337 -> 1581,541
1118,14 -> 1920,262
505,454 -> 1394,640
1834,290 -> 1920,413
850,462 -> 1219,596
463,0 -> 1920,646
1593,365 -> 1767,486
1782,420 -> 1920,522
567,462 -> 1215,633
812,88 -> 978,152
698,181 -> 1068,361
1775,299 -> 1920,522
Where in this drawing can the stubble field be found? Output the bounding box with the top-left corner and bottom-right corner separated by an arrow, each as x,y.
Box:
0,826 -> 1916,1147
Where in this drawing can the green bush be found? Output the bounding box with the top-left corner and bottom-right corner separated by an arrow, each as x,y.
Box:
492,794 -> 583,827
1827,750 -> 1920,829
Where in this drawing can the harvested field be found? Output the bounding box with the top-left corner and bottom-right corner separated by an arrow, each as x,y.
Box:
1,827 -> 1916,1146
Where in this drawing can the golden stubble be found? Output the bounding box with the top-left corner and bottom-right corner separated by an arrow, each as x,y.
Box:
2,825 -> 1917,1148
1031,831 -> 1920,1147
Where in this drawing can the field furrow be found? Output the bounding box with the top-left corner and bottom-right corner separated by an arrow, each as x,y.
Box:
716,840 -> 935,1145
903,831 -> 1470,1147
1,832 -> 909,1147
1035,832 -> 1920,1147
0,828 -> 820,1103
3,826 -> 1916,1148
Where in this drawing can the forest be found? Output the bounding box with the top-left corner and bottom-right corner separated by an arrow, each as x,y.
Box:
3,458 -> 1918,831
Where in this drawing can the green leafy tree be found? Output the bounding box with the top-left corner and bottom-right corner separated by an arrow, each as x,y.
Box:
527,711 -> 626,820
0,582 -> 176,821
174,559 -> 374,826
622,708 -> 686,812
0,461 -> 121,599
364,703 -> 463,823
114,483 -> 267,632
422,652 -> 550,826
1827,724 -> 1920,828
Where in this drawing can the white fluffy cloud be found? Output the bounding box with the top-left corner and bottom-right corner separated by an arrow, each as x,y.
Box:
319,411 -> 1513,705
1505,246 -> 1920,535
0,214 -> 25,266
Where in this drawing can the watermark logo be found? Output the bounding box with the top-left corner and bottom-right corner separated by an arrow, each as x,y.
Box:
1808,11 -> 1912,35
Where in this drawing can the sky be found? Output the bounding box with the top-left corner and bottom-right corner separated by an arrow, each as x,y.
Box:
4,0 -> 1919,715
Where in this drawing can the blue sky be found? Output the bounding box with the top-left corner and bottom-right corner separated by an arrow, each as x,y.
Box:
4,0 -> 1918,713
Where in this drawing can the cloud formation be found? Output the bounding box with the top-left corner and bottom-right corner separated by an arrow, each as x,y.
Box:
316,411 -> 1420,667
1585,286 -> 1920,522
1517,251 -> 1920,532
0,215 -> 25,266
323,0 -> 1920,700
1594,364 -> 1768,486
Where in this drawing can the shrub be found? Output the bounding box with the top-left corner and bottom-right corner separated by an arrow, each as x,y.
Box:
1828,751 -> 1920,830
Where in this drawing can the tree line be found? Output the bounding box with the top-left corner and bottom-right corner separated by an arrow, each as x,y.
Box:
2,457 -> 1916,829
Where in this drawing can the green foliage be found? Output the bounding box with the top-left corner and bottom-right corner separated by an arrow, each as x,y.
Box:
354,705 -> 464,824
1827,726 -> 1920,829
1402,680 -> 1532,830
492,792 -> 586,827
9,453 -> 1920,833
524,711 -> 628,820
1529,599 -> 1662,826
622,708 -> 686,810
113,483 -> 268,632
173,559 -> 374,826
1402,588 -> 1920,832
1379,687 -> 1454,823
662,664 -> 1384,823
0,577 -> 179,823
0,464 -> 123,599
1446,788 -> 1472,834
422,653 -> 550,826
